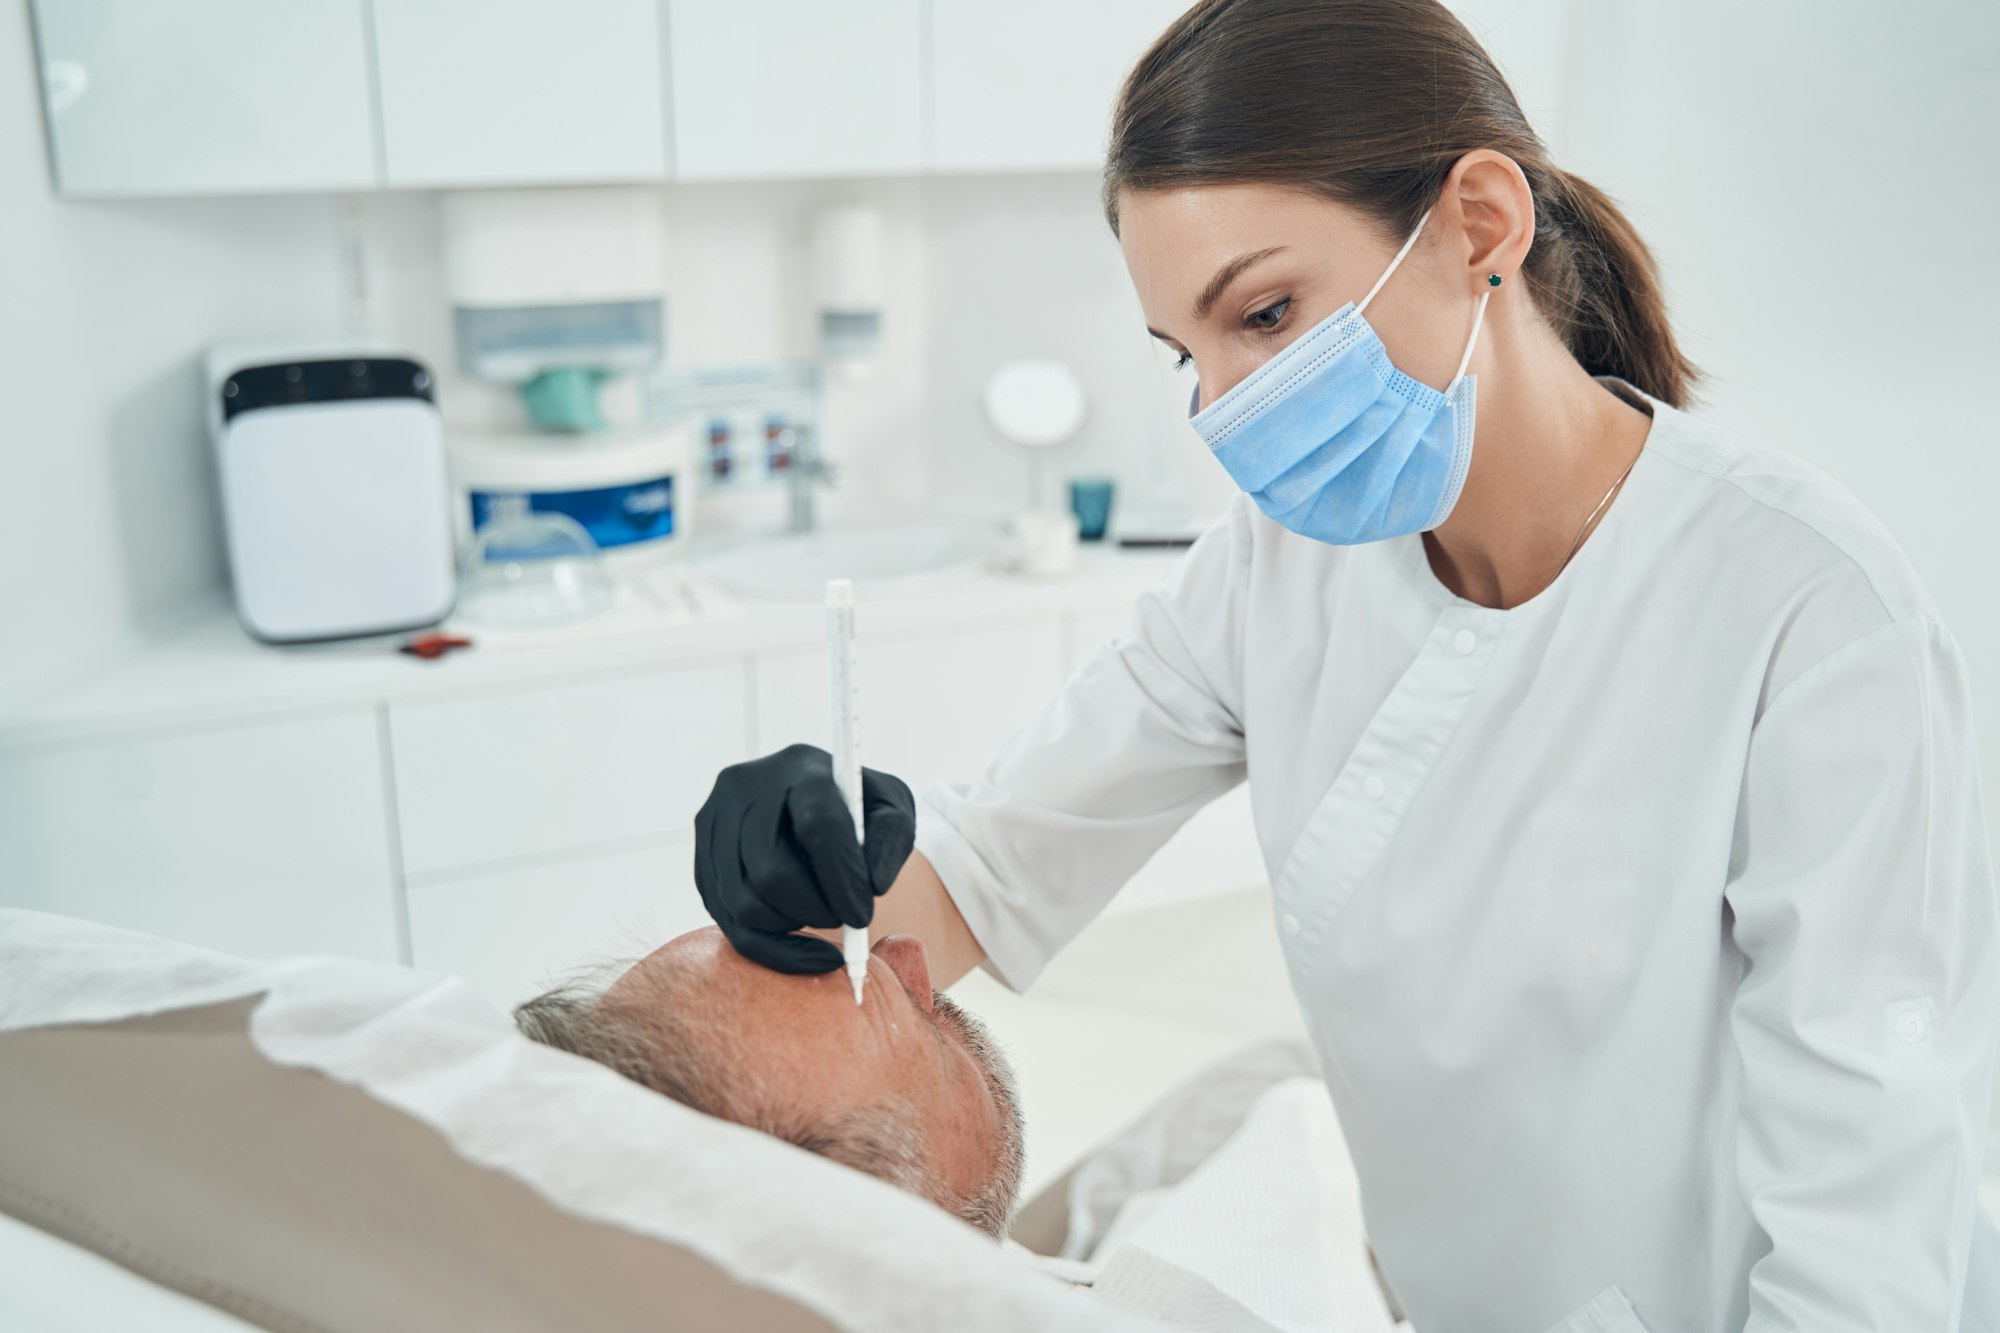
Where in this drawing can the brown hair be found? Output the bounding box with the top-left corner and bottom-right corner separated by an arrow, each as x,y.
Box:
1105,0 -> 1704,409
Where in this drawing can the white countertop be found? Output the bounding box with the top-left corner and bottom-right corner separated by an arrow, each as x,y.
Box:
1,542 -> 1186,751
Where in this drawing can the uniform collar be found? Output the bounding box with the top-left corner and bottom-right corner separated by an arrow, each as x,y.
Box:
1392,374 -> 1665,617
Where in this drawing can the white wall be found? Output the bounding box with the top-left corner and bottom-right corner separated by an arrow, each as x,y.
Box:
0,3 -> 338,699
916,171 -> 1238,526
1553,0 -> 2000,885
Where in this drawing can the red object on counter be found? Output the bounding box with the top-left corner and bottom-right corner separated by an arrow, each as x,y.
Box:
399,632 -> 473,661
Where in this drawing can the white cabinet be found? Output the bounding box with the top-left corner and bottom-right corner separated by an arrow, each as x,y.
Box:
29,0 -> 379,196
926,0 -> 1186,172
387,662 -> 751,876
0,569 -> 1240,994
665,0 -> 924,180
0,712 -> 401,961
406,838 -> 710,1008
29,0 -> 1188,195
371,0 -> 668,187
753,620 -> 1066,802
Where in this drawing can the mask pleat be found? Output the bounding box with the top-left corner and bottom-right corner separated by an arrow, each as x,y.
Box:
1209,342 -> 1389,494
1301,389 -> 1431,539
1251,393 -> 1397,508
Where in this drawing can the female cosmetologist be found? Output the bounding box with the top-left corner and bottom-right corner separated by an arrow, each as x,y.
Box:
692,1 -> 2000,1327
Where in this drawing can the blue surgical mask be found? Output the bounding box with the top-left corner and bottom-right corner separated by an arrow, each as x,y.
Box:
1186,204 -> 1491,545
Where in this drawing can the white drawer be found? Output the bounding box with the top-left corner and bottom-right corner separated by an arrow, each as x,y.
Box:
388,662 -> 751,876
406,838 -> 710,1009
0,711 -> 400,961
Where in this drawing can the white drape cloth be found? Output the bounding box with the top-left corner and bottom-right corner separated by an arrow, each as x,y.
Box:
0,908 -> 1175,1333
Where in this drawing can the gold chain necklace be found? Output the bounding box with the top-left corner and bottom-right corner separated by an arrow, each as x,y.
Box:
1557,443 -> 1644,574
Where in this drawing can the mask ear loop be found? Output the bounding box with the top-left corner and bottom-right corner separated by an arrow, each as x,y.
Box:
1357,206 -> 1433,317
1443,285 -> 1492,396
1359,203 -> 1494,397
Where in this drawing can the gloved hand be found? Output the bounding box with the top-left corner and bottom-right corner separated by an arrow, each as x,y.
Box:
693,742 -> 917,973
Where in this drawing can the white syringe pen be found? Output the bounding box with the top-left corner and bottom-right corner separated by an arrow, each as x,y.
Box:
827,578 -> 868,1006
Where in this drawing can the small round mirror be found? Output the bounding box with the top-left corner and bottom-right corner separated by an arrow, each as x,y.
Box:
983,359 -> 1087,449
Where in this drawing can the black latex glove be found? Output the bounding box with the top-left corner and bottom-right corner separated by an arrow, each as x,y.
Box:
693,742 -> 917,973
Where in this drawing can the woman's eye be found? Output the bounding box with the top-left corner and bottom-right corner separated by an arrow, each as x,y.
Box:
1173,350 -> 1193,370
1248,298 -> 1292,331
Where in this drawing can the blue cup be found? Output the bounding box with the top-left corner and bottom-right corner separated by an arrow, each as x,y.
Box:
1069,477 -> 1116,542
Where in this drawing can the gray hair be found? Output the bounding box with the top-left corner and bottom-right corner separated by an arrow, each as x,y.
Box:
513,962 -> 1020,1239
928,988 -> 1025,1240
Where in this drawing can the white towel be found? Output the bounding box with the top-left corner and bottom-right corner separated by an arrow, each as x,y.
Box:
0,908 -> 1174,1333
1086,1077 -> 1402,1333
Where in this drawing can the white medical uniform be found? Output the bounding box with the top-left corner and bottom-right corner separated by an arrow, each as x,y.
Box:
914,376 -> 2000,1333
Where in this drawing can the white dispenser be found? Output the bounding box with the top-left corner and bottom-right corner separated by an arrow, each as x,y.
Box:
442,187 -> 666,398
810,204 -> 887,370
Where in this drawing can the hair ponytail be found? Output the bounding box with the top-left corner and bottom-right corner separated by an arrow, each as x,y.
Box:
1105,0 -> 1705,409
1532,168 -> 1701,408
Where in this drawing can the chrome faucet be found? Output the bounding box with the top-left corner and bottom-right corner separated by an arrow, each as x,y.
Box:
784,423 -> 837,534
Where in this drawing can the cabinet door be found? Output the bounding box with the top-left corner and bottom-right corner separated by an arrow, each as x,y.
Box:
0,712 -> 401,961
372,0 -> 668,187
406,838 -> 710,1008
666,0 -> 923,180
926,0 -> 1186,172
753,620 -> 1066,804
387,662 -> 751,877
30,0 -> 378,196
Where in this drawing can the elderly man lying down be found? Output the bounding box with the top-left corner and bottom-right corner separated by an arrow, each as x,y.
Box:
514,926 -> 1024,1239
516,929 -> 1401,1333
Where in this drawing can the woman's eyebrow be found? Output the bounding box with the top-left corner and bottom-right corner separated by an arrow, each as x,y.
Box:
1152,243 -> 1288,338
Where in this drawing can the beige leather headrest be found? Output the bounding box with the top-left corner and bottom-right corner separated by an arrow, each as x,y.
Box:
0,998 -> 833,1333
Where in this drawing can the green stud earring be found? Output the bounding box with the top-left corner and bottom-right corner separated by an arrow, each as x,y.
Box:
1488,273 -> 1504,287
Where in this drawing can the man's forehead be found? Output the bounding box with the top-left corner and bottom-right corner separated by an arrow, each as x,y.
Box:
614,927 -> 740,998
614,927 -> 842,1027
653,926 -> 729,966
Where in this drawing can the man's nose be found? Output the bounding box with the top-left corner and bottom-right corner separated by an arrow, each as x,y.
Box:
871,934 -> 933,1013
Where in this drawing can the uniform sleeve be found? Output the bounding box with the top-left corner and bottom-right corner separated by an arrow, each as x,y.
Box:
913,497 -> 1255,991
1725,615 -> 2000,1331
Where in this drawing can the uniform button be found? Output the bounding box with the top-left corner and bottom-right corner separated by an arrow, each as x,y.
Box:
1281,913 -> 1301,938
1454,629 -> 1477,655
1895,1011 -> 1928,1043
1363,775 -> 1386,801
